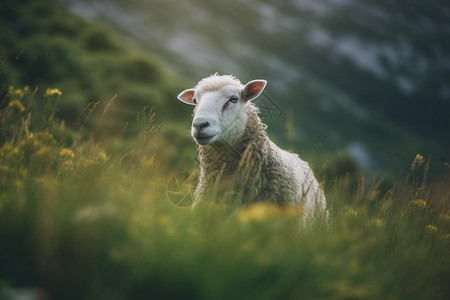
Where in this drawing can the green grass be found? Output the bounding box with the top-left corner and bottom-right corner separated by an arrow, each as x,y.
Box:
0,83 -> 449,299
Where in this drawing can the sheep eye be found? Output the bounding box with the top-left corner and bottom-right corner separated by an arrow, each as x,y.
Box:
192,99 -> 197,104
229,96 -> 238,103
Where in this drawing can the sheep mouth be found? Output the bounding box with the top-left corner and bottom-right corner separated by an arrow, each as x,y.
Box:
193,133 -> 218,145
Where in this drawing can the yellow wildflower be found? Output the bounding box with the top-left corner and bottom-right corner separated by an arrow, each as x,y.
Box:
0,165 -> 11,173
410,153 -> 425,170
0,143 -> 19,161
59,160 -> 74,171
410,199 -> 427,209
8,86 -> 29,99
96,150 -> 108,163
35,131 -> 55,143
7,100 -> 26,112
425,224 -> 438,231
369,218 -> 384,228
20,134 -> 41,151
441,211 -> 450,222
238,203 -> 281,223
44,88 -> 63,97
34,146 -> 52,158
344,206 -> 358,217
12,89 -> 24,99
59,148 -> 75,160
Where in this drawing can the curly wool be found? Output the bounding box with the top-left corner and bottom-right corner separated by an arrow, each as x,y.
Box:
195,103 -> 328,223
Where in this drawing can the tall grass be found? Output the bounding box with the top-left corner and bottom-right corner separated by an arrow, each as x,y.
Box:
0,40 -> 448,298
0,80 -> 448,300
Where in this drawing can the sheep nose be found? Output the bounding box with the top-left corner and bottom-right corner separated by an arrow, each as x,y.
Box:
193,119 -> 210,130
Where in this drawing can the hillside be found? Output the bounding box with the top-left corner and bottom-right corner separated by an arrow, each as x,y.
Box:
1,0 -> 193,139
61,0 -> 450,176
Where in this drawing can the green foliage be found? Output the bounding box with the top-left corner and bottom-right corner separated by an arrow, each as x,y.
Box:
83,29 -> 122,53
0,0 -> 188,137
0,81 -> 449,299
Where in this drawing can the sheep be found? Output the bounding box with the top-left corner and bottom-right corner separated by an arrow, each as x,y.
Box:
177,74 -> 328,224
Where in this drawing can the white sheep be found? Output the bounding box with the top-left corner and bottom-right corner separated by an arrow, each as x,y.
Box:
177,74 -> 328,224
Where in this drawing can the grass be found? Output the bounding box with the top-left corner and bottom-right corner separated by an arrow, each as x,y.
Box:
0,82 -> 449,300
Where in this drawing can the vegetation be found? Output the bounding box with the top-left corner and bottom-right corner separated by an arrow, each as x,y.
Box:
0,0 -> 190,137
0,82 -> 449,300
63,0 -> 450,175
0,0 -> 449,299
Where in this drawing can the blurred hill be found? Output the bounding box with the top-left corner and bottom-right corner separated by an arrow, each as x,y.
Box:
1,0 -> 449,176
1,0 -> 190,140
60,0 -> 450,175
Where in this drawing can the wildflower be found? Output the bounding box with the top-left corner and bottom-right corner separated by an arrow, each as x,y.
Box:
96,150 -> 108,163
7,100 -> 25,112
34,146 -> 52,159
35,131 -> 55,144
44,88 -> 63,97
59,148 -> 75,160
12,89 -> 24,99
8,86 -> 29,99
410,199 -> 427,209
410,153 -> 425,170
20,134 -> 41,151
425,224 -> 438,231
1,143 -> 20,161
369,218 -> 384,228
59,160 -> 74,171
238,203 -> 280,223
441,211 -> 450,222
0,165 -> 12,173
344,206 -> 358,217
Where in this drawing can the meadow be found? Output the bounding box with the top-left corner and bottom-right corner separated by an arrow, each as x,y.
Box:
1,1 -> 449,299
0,82 -> 449,300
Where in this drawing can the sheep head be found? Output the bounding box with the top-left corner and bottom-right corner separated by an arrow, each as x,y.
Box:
177,74 -> 266,146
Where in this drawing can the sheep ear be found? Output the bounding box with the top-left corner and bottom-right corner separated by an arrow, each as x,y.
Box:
177,89 -> 196,105
242,80 -> 267,102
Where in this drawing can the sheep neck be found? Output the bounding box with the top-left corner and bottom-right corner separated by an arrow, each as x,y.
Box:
198,104 -> 268,177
